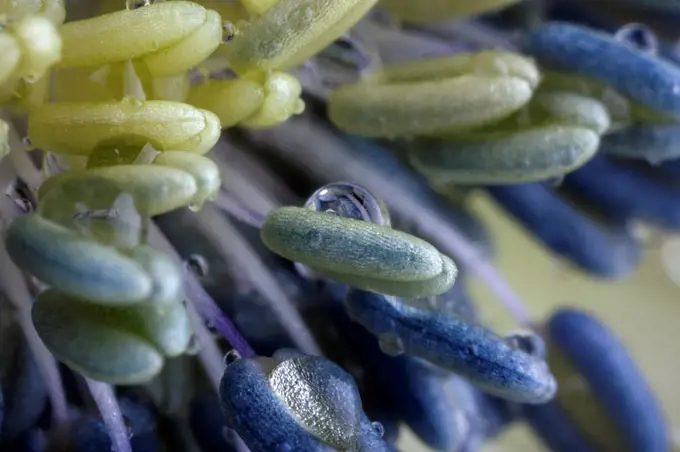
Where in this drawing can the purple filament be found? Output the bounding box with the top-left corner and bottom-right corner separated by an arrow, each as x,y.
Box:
183,269 -> 257,359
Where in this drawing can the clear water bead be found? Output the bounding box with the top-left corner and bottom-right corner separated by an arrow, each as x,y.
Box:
504,330 -> 546,359
304,181 -> 391,227
614,23 -> 659,55
185,254 -> 209,279
371,421 -> 385,438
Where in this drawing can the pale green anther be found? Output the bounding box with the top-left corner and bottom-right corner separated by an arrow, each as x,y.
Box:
222,0 -> 378,75
58,1 -> 222,77
127,246 -> 184,306
152,151 -> 221,208
261,207 -> 451,289
409,127 -> 600,185
28,100 -> 221,156
328,51 -> 540,138
32,290 -> 191,385
407,91 -> 610,184
37,165 -> 198,219
5,214 -> 154,306
319,253 -> 457,298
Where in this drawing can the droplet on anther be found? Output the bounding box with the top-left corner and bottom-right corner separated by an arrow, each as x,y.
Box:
185,254 -> 209,279
223,349 -> 241,366
614,23 -> 658,55
303,182 -> 391,227
504,330 -> 546,359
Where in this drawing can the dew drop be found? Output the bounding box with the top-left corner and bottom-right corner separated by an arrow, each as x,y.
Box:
21,136 -> 34,151
276,443 -> 293,452
504,330 -> 546,359
185,334 -> 200,355
120,95 -> 144,112
614,23 -> 658,55
126,0 -> 152,9
223,349 -> 241,366
184,254 -> 209,278
372,421 -> 384,438
378,332 -> 404,357
304,182 -> 391,226
222,21 -> 235,43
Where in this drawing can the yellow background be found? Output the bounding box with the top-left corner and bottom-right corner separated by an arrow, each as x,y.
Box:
397,192 -> 680,451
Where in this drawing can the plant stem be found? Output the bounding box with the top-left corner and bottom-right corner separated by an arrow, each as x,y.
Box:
84,378 -> 132,452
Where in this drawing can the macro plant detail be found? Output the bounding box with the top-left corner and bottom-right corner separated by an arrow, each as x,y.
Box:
0,0 -> 677,452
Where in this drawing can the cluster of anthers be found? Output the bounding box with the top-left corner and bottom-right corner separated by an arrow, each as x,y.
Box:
0,0 -> 678,451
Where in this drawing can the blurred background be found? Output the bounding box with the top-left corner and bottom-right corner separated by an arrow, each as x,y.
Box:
399,192 -> 680,451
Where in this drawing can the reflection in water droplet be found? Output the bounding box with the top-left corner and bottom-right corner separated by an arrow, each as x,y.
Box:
304,182 -> 390,226
222,21 -> 235,43
504,330 -> 546,359
185,335 -> 200,355
223,349 -> 241,366
268,356 -> 361,449
371,421 -> 384,438
21,136 -> 34,151
378,332 -> 404,357
185,254 -> 209,278
614,23 -> 658,55
126,0 -> 152,9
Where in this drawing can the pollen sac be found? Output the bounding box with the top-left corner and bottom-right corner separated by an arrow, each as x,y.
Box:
221,0 -> 379,75
328,50 -> 540,138
522,21 -> 680,117
262,204 -> 457,298
31,289 -> 191,385
406,90 -> 610,184
220,351 -> 391,451
523,308 -> 668,452
344,289 -> 557,404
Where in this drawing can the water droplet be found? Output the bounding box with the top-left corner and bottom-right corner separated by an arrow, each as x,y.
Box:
126,0 -> 152,9
185,334 -> 200,355
304,182 -> 391,226
545,175 -> 564,187
268,356 -> 361,449
223,349 -> 241,366
120,95 -> 144,112
205,320 -> 216,332
21,136 -> 34,151
276,443 -> 293,452
122,415 -> 134,438
504,330 -> 546,359
372,421 -> 384,438
614,23 -> 658,55
222,21 -> 235,43
378,332 -> 404,357
185,254 -> 209,278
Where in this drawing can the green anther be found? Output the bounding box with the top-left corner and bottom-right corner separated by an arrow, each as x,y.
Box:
261,207 -> 456,297
58,1 -> 222,77
187,78 -> 266,128
328,51 -> 540,138
407,91 -> 610,184
222,0 -> 378,75
5,214 -> 154,306
27,100 -> 221,156
152,151 -> 221,209
32,289 -> 191,385
38,165 -> 198,219
319,253 -> 457,298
